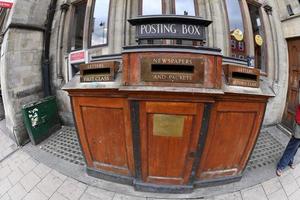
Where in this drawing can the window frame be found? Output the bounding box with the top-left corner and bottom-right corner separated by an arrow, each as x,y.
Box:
88,0 -> 111,48
171,0 -> 199,16
138,0 -> 166,15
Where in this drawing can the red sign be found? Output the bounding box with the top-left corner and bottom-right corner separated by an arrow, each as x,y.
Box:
0,1 -> 13,8
70,51 -> 86,64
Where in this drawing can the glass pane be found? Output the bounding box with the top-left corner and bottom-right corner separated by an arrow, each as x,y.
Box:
70,2 -> 86,51
90,0 -> 110,46
142,0 -> 162,15
226,0 -> 244,32
226,0 -> 246,59
175,0 -> 195,16
248,3 -> 265,71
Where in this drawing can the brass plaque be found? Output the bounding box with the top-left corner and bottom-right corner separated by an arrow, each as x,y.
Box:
141,56 -> 205,84
153,114 -> 185,137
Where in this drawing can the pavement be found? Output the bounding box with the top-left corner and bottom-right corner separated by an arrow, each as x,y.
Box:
1,122 -> 300,199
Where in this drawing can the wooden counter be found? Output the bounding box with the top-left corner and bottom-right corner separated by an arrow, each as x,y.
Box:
63,47 -> 274,193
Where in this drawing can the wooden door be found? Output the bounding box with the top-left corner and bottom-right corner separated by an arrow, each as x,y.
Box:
282,38 -> 300,131
139,101 -> 204,185
197,100 -> 266,180
72,97 -> 135,176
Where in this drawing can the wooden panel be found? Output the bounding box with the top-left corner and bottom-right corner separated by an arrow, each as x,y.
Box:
140,101 -> 204,185
72,97 -> 134,176
282,38 -> 300,131
122,52 -> 222,88
197,101 -> 265,180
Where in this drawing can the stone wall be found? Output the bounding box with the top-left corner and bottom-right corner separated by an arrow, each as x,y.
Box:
0,0 -> 51,145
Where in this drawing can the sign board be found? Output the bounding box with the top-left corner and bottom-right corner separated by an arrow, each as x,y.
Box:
136,23 -> 206,40
141,56 -> 205,83
128,15 -> 211,42
80,61 -> 119,82
0,0 -> 13,8
69,50 -> 86,64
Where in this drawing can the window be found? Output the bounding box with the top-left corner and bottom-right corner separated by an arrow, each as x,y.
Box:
70,1 -> 86,51
90,0 -> 110,47
248,3 -> 265,72
225,0 -> 246,59
141,0 -> 163,15
174,0 -> 196,16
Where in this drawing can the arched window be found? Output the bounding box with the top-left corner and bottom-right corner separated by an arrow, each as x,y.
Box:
69,1 -> 87,51
225,0 -> 246,59
248,2 -> 265,72
89,0 -> 110,47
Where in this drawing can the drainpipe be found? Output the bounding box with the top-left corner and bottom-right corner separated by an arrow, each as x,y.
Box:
42,0 -> 57,97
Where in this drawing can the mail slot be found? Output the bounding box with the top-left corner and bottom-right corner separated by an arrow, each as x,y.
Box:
141,57 -> 204,83
80,61 -> 119,82
223,64 -> 260,88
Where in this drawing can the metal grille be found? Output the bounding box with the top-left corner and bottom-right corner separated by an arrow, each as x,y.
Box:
40,126 -> 85,166
40,127 -> 284,171
247,131 -> 284,171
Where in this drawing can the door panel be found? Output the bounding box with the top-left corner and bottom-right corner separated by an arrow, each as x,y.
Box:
139,101 -> 204,185
282,39 -> 300,131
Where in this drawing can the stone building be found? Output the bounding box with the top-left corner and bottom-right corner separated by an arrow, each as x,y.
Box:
0,0 -> 297,146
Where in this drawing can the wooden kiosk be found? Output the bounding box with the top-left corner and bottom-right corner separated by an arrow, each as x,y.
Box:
63,16 -> 274,193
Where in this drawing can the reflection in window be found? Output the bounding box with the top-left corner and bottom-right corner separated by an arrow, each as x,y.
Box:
248,3 -> 265,72
175,0 -> 195,16
90,0 -> 110,46
70,1 -> 86,51
226,0 -> 246,59
142,0 -> 162,15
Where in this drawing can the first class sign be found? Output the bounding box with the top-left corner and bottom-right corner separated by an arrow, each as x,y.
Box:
128,15 -> 212,41
0,0 -> 13,8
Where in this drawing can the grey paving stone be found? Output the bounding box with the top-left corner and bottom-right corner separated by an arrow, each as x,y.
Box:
0,178 -> 12,197
51,170 -> 67,182
80,193 -> 102,200
112,194 -> 146,200
214,191 -> 242,200
19,171 -> 41,192
0,166 -> 12,181
18,158 -> 38,174
33,163 -> 51,179
84,186 -> 115,200
49,192 -> 69,200
288,188 -> 300,200
7,168 -> 24,185
23,188 -> 47,200
261,177 -> 282,195
0,193 -> 11,200
57,178 -> 87,200
7,183 -> 26,200
241,185 -> 268,200
37,171 -> 64,197
279,172 -> 299,196
267,188 -> 288,200
291,164 -> 300,179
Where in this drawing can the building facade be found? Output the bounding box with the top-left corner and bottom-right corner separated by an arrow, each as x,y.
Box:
0,0 -> 294,146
